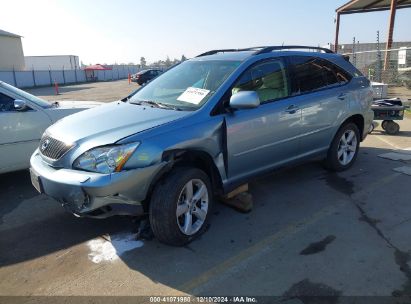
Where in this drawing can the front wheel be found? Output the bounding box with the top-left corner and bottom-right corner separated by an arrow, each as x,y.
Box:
325,123 -> 360,171
149,167 -> 212,246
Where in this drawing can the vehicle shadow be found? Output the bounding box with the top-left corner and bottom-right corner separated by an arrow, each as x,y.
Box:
0,170 -> 38,225
371,129 -> 411,137
0,145 -> 408,295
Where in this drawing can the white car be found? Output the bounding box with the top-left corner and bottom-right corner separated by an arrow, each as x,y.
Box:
0,81 -> 101,174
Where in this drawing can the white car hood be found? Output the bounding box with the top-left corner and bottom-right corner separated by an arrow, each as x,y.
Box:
44,100 -> 103,122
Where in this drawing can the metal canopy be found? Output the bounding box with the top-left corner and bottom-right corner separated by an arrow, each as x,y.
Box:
334,0 -> 410,70
337,0 -> 411,14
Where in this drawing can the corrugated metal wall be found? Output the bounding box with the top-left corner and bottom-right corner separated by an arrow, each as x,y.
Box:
0,65 -> 141,88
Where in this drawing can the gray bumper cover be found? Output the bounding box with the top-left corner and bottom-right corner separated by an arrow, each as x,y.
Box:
30,150 -> 165,217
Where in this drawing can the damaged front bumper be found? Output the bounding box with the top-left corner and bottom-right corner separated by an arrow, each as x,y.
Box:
30,150 -> 165,218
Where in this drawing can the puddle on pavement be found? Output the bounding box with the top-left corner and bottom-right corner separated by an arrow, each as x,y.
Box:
87,232 -> 144,263
300,235 -> 336,255
283,278 -> 341,303
392,249 -> 411,297
321,173 -> 354,196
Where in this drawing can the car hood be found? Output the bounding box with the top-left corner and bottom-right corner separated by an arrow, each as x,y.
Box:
45,100 -> 103,122
46,101 -> 191,145
55,100 -> 103,108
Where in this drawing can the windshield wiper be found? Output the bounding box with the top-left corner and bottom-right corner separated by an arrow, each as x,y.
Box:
132,100 -> 181,111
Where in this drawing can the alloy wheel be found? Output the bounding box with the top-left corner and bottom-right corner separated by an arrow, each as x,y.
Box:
337,129 -> 357,166
176,179 -> 209,236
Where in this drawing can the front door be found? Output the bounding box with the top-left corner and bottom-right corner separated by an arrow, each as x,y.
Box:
0,92 -> 51,172
224,58 -> 302,183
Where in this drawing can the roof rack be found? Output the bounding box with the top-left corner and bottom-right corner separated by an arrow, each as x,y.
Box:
254,45 -> 334,55
196,47 -> 266,57
196,45 -> 333,57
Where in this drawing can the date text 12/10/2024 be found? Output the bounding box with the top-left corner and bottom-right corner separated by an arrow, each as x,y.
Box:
149,296 -> 258,303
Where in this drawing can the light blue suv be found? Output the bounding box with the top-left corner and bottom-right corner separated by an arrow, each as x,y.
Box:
30,46 -> 373,245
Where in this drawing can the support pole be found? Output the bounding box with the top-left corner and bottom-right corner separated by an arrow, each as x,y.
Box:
384,0 -> 397,70
334,13 -> 341,52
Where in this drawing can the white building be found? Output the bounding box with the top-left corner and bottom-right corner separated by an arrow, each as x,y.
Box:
25,55 -> 80,70
0,29 -> 25,70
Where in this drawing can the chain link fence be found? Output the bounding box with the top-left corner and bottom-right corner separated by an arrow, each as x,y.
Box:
338,46 -> 411,101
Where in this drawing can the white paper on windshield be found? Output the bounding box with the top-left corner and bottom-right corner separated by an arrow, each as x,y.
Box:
177,87 -> 210,104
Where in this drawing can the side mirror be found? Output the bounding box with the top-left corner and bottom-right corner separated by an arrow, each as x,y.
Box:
14,99 -> 28,111
229,91 -> 260,110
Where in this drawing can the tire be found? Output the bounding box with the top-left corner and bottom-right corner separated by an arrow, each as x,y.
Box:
149,167 -> 213,246
384,121 -> 400,135
382,120 -> 389,130
325,122 -> 360,172
368,122 -> 375,134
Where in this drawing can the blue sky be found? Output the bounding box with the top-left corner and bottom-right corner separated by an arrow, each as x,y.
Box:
1,0 -> 410,64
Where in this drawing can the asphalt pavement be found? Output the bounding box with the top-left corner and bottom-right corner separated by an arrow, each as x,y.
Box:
1,119 -> 411,299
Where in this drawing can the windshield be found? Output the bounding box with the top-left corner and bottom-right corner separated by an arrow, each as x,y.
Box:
1,81 -> 51,108
129,60 -> 241,110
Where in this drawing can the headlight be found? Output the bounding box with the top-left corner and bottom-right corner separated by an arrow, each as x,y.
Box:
73,142 -> 139,174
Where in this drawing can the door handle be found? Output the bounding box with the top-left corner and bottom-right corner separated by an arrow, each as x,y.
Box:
285,105 -> 299,114
338,93 -> 347,100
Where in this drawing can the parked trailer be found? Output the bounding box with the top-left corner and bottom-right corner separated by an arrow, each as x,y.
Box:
369,98 -> 409,135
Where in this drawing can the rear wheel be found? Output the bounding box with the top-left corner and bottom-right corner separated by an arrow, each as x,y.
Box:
149,167 -> 212,246
325,123 -> 360,171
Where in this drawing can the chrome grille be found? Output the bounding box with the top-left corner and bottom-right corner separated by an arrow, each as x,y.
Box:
39,135 -> 72,160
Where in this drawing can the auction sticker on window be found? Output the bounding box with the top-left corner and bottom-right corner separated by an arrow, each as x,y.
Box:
177,87 -> 210,104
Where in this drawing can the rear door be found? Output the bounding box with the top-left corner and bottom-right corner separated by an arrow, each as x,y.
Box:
224,58 -> 302,182
288,56 -> 352,156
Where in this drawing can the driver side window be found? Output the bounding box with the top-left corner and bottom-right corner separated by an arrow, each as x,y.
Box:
0,92 -> 15,112
232,59 -> 289,104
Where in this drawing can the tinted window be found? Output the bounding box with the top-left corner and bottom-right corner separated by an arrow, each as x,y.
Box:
290,57 -> 351,95
0,92 -> 15,112
232,59 -> 289,103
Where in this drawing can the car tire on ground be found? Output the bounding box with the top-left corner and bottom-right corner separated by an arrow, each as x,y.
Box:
149,167 -> 213,246
325,122 -> 360,172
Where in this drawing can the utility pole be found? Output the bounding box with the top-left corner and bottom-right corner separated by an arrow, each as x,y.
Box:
376,31 -> 382,82
352,37 -> 357,67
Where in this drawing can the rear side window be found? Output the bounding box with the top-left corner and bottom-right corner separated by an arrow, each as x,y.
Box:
289,56 -> 352,95
232,59 -> 289,104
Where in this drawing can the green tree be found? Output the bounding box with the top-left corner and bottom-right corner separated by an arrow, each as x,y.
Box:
140,57 -> 146,68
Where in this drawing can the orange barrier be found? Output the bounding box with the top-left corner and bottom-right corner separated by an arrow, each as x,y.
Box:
54,81 -> 59,95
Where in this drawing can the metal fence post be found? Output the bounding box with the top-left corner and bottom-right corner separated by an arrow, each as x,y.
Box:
49,67 -> 53,86
62,66 -> 66,84
32,66 -> 37,87
12,66 -> 17,87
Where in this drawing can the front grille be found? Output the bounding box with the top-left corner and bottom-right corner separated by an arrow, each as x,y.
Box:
39,135 -> 72,160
